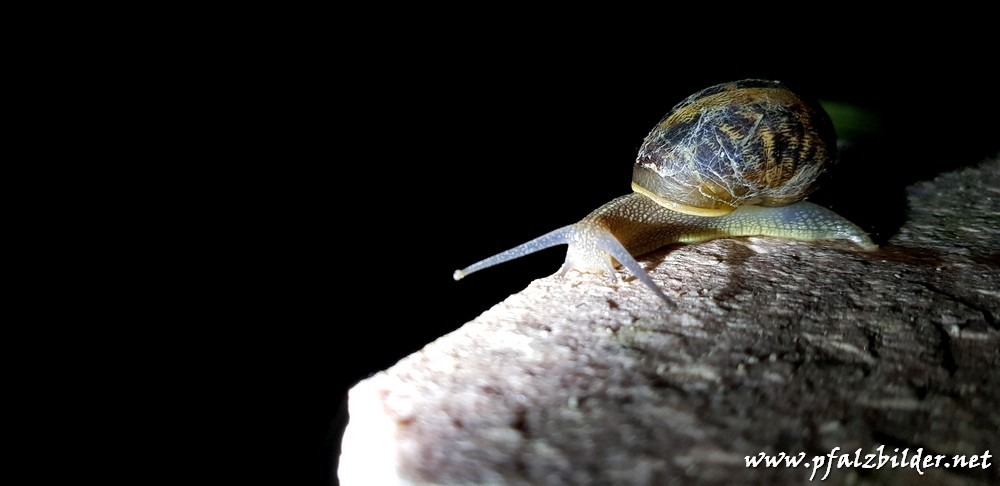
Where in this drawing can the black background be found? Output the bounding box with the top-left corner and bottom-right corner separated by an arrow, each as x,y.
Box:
223,27 -> 998,485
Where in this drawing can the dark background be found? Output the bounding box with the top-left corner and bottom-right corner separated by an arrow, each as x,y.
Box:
229,30 -> 998,485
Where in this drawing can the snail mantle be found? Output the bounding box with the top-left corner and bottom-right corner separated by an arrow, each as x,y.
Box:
340,158 -> 1000,485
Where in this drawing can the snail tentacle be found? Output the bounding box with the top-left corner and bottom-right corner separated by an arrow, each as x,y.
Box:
556,220 -> 672,303
453,220 -> 672,304
453,225 -> 576,281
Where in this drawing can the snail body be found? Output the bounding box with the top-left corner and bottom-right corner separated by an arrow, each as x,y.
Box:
454,80 -> 876,303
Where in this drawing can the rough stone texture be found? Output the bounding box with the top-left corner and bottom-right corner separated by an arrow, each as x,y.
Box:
340,159 -> 999,485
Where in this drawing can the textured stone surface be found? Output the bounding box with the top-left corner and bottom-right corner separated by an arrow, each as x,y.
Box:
340,159 -> 999,485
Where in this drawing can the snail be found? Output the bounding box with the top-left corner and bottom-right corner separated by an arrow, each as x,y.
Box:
453,79 -> 876,303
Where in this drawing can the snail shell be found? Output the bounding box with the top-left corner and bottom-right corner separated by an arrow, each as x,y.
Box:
632,79 -> 837,216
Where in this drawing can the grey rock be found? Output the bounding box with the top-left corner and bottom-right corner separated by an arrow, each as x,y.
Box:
340,158 -> 999,485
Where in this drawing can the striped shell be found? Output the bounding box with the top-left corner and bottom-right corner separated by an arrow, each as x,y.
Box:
631,79 -> 837,217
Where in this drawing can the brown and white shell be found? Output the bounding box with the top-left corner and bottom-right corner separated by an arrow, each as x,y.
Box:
632,79 -> 838,217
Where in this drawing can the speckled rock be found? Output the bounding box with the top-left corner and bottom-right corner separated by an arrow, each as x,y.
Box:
340,159 -> 999,486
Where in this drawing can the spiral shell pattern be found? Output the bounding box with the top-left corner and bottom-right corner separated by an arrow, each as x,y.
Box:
632,79 -> 837,216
